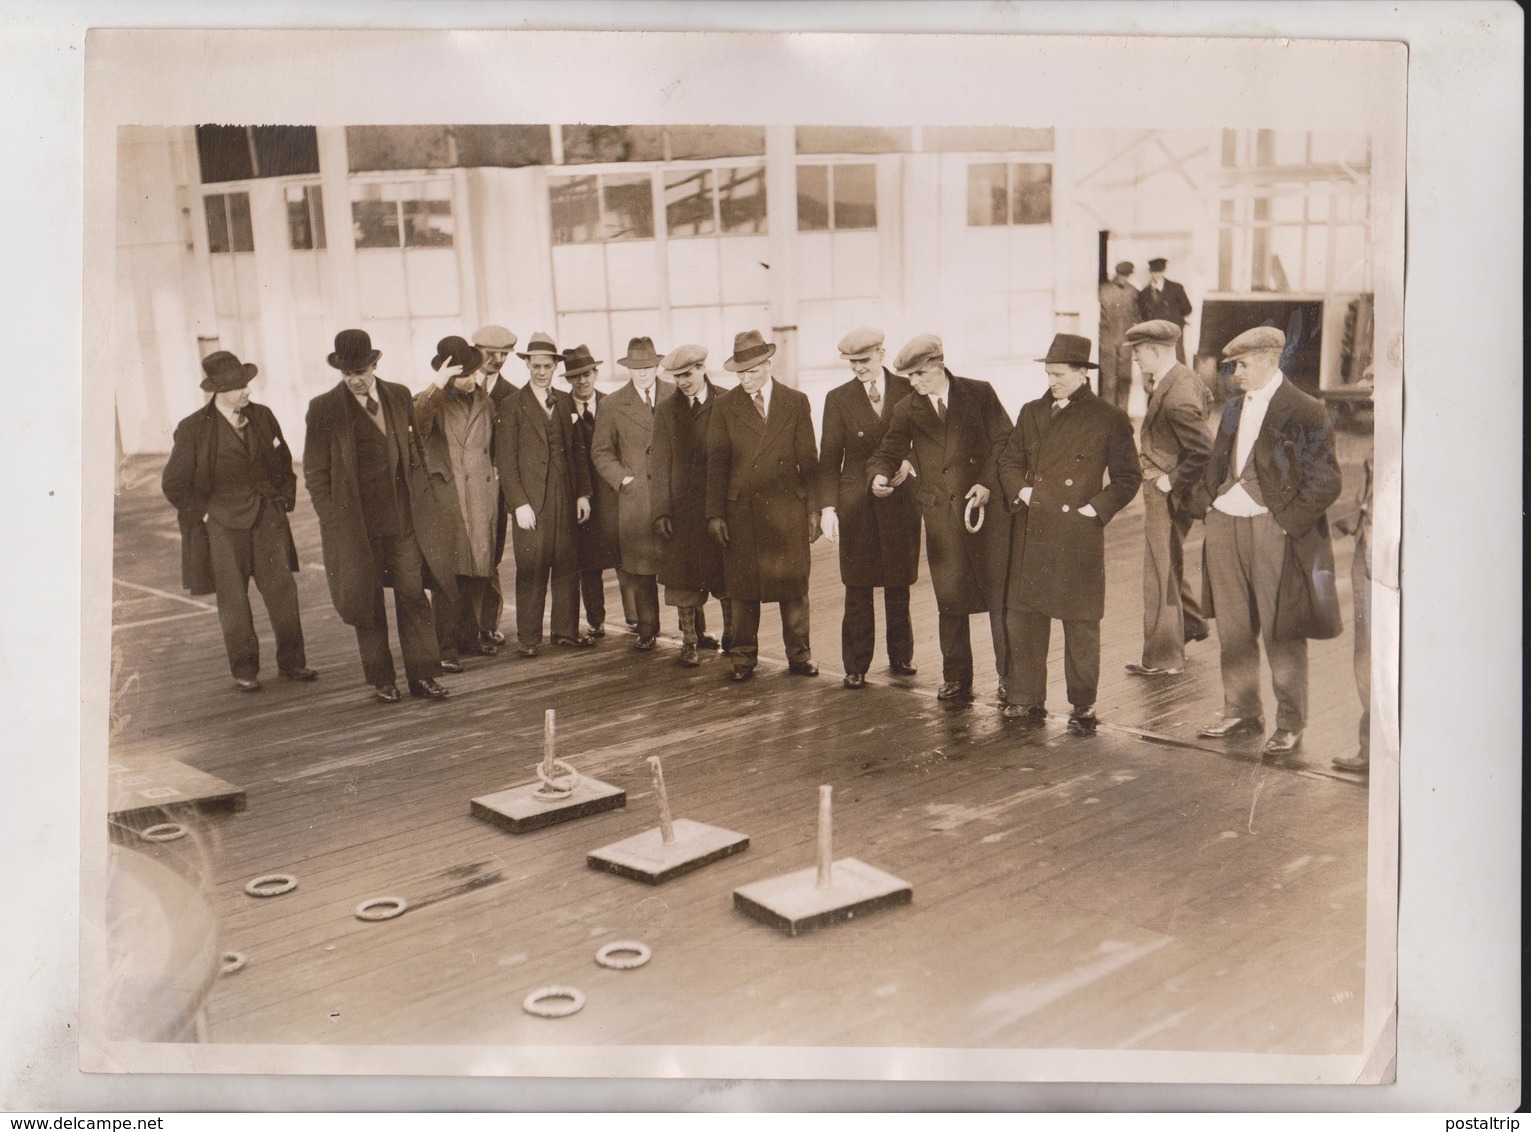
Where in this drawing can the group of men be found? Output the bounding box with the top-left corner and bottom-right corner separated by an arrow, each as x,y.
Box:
1097,257 -> 1195,412
163,311 -> 1361,768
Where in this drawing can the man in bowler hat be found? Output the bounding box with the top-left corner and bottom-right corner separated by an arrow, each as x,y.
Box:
1138,257 -> 1194,362
162,350 -> 315,692
304,329 -> 451,702
1097,260 -> 1140,411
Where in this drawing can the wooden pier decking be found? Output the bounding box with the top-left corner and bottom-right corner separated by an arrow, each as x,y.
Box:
104,428 -> 1373,1055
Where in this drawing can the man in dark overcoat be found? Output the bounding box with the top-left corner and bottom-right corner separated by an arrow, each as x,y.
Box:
303,329 -> 454,702
1097,261 -> 1140,411
1186,326 -> 1343,759
817,326 -> 921,689
1138,257 -> 1194,362
564,345 -> 620,638
997,334 -> 1142,733
1123,319 -> 1213,677
705,330 -> 821,682
470,324 -> 519,644
867,335 -> 1014,702
161,350 -> 314,692
494,331 -> 595,657
650,345 -> 729,667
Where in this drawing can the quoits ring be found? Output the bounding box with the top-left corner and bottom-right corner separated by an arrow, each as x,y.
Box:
522,985 -> 585,1018
244,874 -> 297,897
595,941 -> 652,970
354,896 -> 408,922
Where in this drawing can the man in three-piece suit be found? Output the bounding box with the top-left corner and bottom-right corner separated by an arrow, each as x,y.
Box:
1187,326 -> 1343,759
303,329 -> 453,702
817,326 -> 921,690
867,335 -> 1013,703
470,324 -> 519,645
564,345 -> 620,638
650,345 -> 729,667
1139,257 -> 1194,363
997,334 -> 1142,733
591,336 -> 675,651
493,331 -> 595,657
1122,319 -> 1213,678
1097,260 -> 1140,411
705,330 -> 821,682
162,350 -> 315,693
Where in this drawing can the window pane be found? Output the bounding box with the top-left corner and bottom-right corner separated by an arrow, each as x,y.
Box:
796,164 -> 829,231
561,125 -> 667,165
667,125 -> 767,160
665,169 -> 716,238
403,197 -> 455,248
204,194 -> 231,253
285,184 -> 315,250
1010,163 -> 1051,225
717,165 -> 767,234
967,163 -> 1009,226
195,125 -> 255,184
250,126 -> 320,177
345,125 -> 454,172
351,183 -> 400,249
795,126 -> 910,155
309,185 -> 326,249
549,176 -> 601,245
601,173 -> 655,241
833,163 -> 877,229
227,191 -> 255,252
453,124 -> 553,168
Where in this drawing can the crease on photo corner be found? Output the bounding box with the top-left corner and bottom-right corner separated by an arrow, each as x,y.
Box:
1355,1006 -> 1398,1084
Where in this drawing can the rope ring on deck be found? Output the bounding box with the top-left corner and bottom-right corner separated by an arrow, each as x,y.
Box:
522,985 -> 585,1018
354,896 -> 408,922
139,822 -> 187,843
531,758 -> 581,802
244,873 -> 297,897
219,951 -> 247,975
595,940 -> 651,970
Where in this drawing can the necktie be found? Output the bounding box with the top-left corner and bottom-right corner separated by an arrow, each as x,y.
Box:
581,405 -> 594,428
936,397 -> 947,422
545,391 -> 557,411
690,395 -> 700,412
864,380 -> 881,407
1144,373 -> 1157,399
643,388 -> 653,411
364,393 -> 379,417
231,408 -> 246,429
753,391 -> 767,420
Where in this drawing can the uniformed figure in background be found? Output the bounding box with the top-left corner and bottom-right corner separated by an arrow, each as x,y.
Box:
650,345 -> 729,667
998,333 -> 1142,733
1097,261 -> 1140,412
706,330 -> 821,682
162,350 -> 314,693
1123,319 -> 1213,678
1138,257 -> 1194,362
868,335 -> 1013,703
470,324 -> 519,646
817,327 -> 921,690
564,344 -> 619,638
592,336 -> 675,651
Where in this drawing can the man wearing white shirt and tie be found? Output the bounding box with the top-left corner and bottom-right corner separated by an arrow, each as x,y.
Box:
1189,326 -> 1343,759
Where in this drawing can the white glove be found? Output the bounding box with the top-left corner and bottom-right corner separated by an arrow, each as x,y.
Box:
820,507 -> 840,544
1019,486 -> 1034,506
1157,474 -> 1172,494
514,503 -> 537,530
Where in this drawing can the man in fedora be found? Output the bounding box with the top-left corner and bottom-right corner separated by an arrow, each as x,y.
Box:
592,336 -> 675,650
563,344 -> 620,639
1139,257 -> 1194,362
651,345 -> 729,666
471,324 -> 519,644
867,335 -> 1013,703
705,329 -> 821,681
494,331 -> 595,656
416,335 -> 498,669
304,329 -> 451,702
817,326 -> 921,689
1097,260 -> 1140,411
997,334 -> 1142,733
1123,319 -> 1213,678
1186,326 -> 1343,759
161,350 -> 315,692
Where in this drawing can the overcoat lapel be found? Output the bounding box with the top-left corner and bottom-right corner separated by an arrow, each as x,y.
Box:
757,384 -> 793,453
519,386 -> 551,450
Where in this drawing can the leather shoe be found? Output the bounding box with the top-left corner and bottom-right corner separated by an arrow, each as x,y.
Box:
1068,707 -> 1099,735
843,673 -> 866,689
936,681 -> 974,701
889,662 -> 917,676
730,666 -> 754,682
1262,729 -> 1303,757
634,636 -> 658,651
460,641 -> 498,657
374,683 -> 402,704
552,634 -> 597,649
587,625 -> 606,639
233,676 -> 261,693
1332,751 -> 1370,773
409,678 -> 449,700
1125,662 -> 1183,677
1184,630 -> 1210,644
679,643 -> 701,668
996,682 -> 1008,702
279,666 -> 318,682
1001,703 -> 1047,721
516,645 -> 539,658
482,629 -> 507,646
788,660 -> 819,677
1197,716 -> 1265,739
439,659 -> 466,674
697,633 -> 721,651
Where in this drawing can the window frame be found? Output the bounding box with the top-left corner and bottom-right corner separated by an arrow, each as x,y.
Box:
203,189 -> 256,255
794,159 -> 879,233
963,158 -> 1054,228
347,173 -> 459,251
549,158 -> 770,245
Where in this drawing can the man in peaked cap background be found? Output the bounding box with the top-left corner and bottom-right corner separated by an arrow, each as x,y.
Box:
471,324 -> 519,644
1097,260 -> 1140,412
162,350 -> 315,693
1186,325 -> 1343,760
1138,257 -> 1194,362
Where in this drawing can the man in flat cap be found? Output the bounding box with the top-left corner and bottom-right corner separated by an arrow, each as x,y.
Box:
471,324 -> 519,643
1139,258 -> 1194,362
705,330 -> 821,682
997,334 -> 1141,733
651,345 -> 729,666
564,344 -> 620,639
1097,261 -> 1140,412
1186,325 -> 1343,758
162,350 -> 315,692
817,327 -> 921,689
1123,319 -> 1213,678
304,329 -> 452,702
494,332 -> 595,657
868,335 -> 1013,702
592,337 -> 675,651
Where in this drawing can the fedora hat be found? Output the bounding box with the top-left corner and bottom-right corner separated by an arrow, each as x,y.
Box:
561,344 -> 602,378
200,350 -> 258,393
516,331 -> 560,360
1035,333 -> 1099,370
328,329 -> 382,373
618,336 -> 663,369
723,329 -> 776,372
432,335 -> 486,377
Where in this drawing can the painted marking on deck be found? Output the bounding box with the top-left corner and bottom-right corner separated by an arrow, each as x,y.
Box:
924,770 -> 1100,831
114,578 -> 215,609
973,935 -> 1171,1038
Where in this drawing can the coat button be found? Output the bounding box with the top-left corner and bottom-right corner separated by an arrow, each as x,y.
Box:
1062,504 -> 1071,513
1065,478 -> 1074,486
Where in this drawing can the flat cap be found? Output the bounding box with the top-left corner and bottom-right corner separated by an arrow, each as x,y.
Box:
472,325 -> 517,350
1123,319 -> 1182,346
1221,326 -> 1287,360
662,344 -> 708,373
1114,260 -> 1135,276
837,326 -> 886,359
891,334 -> 944,374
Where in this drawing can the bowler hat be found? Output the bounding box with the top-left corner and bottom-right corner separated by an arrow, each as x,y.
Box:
723,330 -> 777,372
200,350 -> 258,393
328,329 -> 382,373
1035,333 -> 1099,370
1221,326 -> 1287,361
837,326 -> 886,359
432,335 -> 486,377
1123,319 -> 1182,347
561,344 -> 602,378
890,334 -> 944,375
1147,257 -> 1168,271
618,336 -> 663,369
1114,260 -> 1135,276
472,325 -> 517,351
516,331 -> 560,360
662,344 -> 708,374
